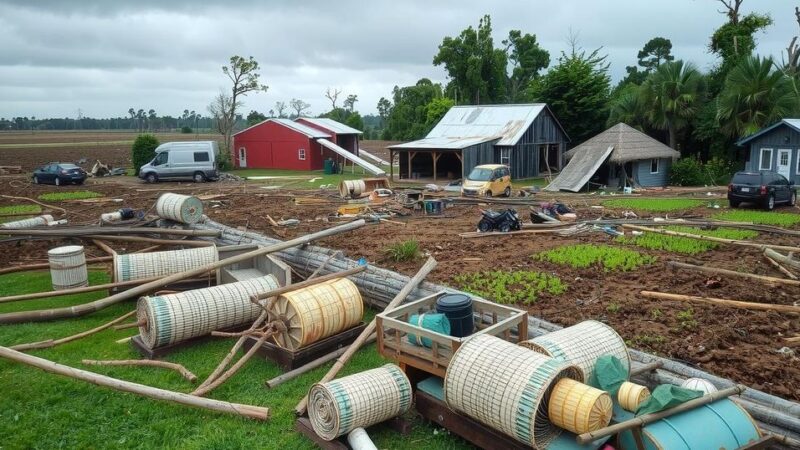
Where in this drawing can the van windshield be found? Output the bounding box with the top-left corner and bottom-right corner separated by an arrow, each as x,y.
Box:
152,152 -> 168,165
467,168 -> 493,181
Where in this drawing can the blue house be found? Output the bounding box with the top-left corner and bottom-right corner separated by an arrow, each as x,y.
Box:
736,119 -> 800,183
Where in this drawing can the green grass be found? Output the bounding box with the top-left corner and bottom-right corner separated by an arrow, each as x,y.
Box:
0,271 -> 467,449
38,191 -> 102,201
384,240 -> 421,262
602,198 -> 704,212
713,210 -> 800,227
535,244 -> 656,272
230,168 -> 383,188
617,226 -> 758,254
453,270 -> 567,305
0,204 -> 41,215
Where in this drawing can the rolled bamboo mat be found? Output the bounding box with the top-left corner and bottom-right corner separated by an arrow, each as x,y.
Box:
155,193 -> 203,224
114,245 -> 217,282
444,335 -> 582,448
618,381 -> 650,412
548,378 -> 612,434
308,364 -> 412,441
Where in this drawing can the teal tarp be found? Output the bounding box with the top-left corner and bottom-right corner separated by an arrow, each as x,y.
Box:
407,313 -> 450,348
635,384 -> 704,416
591,355 -> 629,393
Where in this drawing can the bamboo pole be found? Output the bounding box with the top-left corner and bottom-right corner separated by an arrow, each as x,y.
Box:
84,235 -> 213,247
765,254 -> 799,280
622,224 -> 800,253
0,227 -> 219,237
640,291 -> 800,314
765,248 -> 800,271
82,359 -> 198,383
628,361 -> 663,377
0,220 -> 366,324
667,261 -> 800,287
0,256 -> 112,276
92,239 -> 117,256
576,385 -> 746,444
10,310 -> 136,351
0,275 -> 168,303
0,346 -> 269,420
113,320 -> 146,331
294,256 -> 438,416
265,334 -> 377,389
190,330 -> 274,397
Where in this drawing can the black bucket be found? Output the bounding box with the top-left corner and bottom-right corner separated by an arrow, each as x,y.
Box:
435,294 -> 474,338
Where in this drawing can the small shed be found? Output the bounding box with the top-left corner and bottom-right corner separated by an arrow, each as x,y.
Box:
295,117 -> 362,154
232,119 -> 330,170
736,119 -> 800,183
545,123 -> 680,192
388,104 -> 569,181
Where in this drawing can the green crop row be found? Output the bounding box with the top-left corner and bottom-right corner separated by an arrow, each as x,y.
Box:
602,198 -> 703,212
616,226 -> 758,254
713,210 -> 800,227
38,191 -> 102,201
0,204 -> 42,215
453,270 -> 567,305
534,244 -> 656,272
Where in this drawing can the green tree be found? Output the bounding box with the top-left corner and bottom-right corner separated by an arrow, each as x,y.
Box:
423,97 -> 455,130
246,110 -> 266,126
529,47 -> 611,144
131,134 -> 159,176
377,97 -> 392,126
639,60 -> 704,149
218,55 -> 268,152
709,10 -> 773,92
637,37 -> 674,72
607,84 -> 644,128
502,30 -> 550,102
344,111 -> 364,131
384,79 -> 446,140
717,56 -> 798,138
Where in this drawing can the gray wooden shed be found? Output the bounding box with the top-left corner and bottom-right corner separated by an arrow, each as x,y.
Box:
736,119 -> 800,183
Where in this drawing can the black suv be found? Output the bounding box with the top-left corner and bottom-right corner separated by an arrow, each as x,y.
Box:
727,171 -> 796,210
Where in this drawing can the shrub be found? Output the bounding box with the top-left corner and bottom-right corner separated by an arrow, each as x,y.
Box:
602,198 -> 703,212
713,210 -> 800,227
670,155 -> 735,186
180,126 -> 193,134
535,244 -> 656,272
131,134 -> 160,176
453,270 -> 567,305
384,240 -> 420,262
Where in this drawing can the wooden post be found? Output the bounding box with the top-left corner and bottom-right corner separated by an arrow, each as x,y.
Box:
408,152 -> 416,179
0,346 -> 269,420
295,256 -> 438,416
389,149 -> 394,182
639,291 -> 800,314
667,261 -> 800,287
432,151 -> 441,182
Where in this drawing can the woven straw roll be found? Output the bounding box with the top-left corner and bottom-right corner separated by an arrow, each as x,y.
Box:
520,320 -> 630,384
137,274 -> 280,349
547,378 -> 612,434
444,335 -> 583,448
1,214 -> 53,229
309,364 -> 412,441
155,193 -> 204,224
48,245 -> 89,290
618,381 -> 650,412
114,245 -> 218,282
268,278 -> 363,350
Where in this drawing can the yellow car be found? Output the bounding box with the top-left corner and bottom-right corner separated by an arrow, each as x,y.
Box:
461,164 -> 512,197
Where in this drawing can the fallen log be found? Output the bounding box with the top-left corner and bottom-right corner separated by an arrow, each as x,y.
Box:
622,224 -> 800,253
0,220 -> 365,324
82,359 -> 198,383
10,310 -> 136,351
667,261 -> 800,287
765,248 -> 800,271
640,290 -> 800,314
0,346 -> 268,420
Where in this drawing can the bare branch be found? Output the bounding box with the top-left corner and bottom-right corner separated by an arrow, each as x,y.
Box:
716,0 -> 743,24
325,87 -> 341,110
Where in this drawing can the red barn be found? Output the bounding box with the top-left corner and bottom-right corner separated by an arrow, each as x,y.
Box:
232,119 -> 331,170
294,117 -> 362,154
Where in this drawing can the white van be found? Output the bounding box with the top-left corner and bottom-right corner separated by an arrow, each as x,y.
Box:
138,141 -> 220,183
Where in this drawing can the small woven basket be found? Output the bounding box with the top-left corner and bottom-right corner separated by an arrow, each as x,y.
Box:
547,378 -> 612,434
618,381 -> 651,412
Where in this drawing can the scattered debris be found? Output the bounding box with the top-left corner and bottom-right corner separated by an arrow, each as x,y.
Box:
476,209 -> 522,233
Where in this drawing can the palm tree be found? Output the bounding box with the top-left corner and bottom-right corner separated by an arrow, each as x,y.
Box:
718,56 -> 798,138
639,60 -> 704,148
607,85 -> 643,128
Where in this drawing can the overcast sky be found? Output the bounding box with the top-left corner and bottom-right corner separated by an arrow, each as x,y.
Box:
0,0 -> 796,119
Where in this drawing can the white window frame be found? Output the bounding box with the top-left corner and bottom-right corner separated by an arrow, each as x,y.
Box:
298,148 -> 306,161
499,148 -> 511,166
650,158 -> 659,174
759,148 -> 773,171
796,149 -> 800,175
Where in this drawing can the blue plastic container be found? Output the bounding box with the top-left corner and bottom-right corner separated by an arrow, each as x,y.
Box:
435,294 -> 474,337
424,200 -> 443,215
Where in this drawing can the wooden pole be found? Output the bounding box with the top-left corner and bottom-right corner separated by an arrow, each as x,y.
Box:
576,385 -> 746,444
765,248 -> 800,271
640,291 -> 800,314
0,274 -> 174,304
113,320 -> 146,331
0,346 -> 269,420
84,235 -> 213,247
0,220 -> 366,324
667,261 -> 800,287
265,334 -> 376,389
10,310 -> 136,351
764,254 -> 799,280
295,256 -> 438,416
190,330 -> 273,397
82,359 -> 198,383
92,239 -> 117,256
622,224 -> 800,253
0,256 -> 112,276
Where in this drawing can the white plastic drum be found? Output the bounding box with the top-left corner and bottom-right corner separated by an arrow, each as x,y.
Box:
1,215 -> 54,229
48,245 -> 89,290
155,193 -> 204,224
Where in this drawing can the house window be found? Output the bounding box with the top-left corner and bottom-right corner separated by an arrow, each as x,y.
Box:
298,148 -> 306,160
759,148 -> 772,171
797,149 -> 800,175
650,158 -> 659,174
500,148 -> 511,166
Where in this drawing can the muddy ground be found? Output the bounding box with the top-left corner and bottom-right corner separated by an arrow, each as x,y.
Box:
0,172 -> 798,402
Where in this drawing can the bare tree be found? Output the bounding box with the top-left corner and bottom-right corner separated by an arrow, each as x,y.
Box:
289,98 -> 311,118
274,101 -> 287,118
717,0 -> 743,25
787,7 -> 800,73
208,92 -> 237,166
219,55 -> 268,155
325,87 -> 342,110
343,94 -> 358,112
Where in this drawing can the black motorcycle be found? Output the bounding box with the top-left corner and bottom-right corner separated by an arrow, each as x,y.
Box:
477,209 -> 522,232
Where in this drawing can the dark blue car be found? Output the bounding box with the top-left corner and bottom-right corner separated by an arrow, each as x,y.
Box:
32,163 -> 87,186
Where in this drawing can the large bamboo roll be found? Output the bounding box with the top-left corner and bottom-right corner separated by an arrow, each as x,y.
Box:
618,381 -> 651,412
308,364 -> 412,441
155,193 -> 204,224
548,378 -> 612,434
339,180 -> 366,199
520,320 -> 630,385
137,274 -> 280,349
267,278 -> 362,350
114,245 -> 218,282
48,245 -> 89,290
1,215 -> 53,229
444,335 -> 583,448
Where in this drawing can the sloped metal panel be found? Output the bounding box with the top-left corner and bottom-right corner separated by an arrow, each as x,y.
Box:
545,145 -> 614,192
317,139 -> 386,176
426,104 -> 546,146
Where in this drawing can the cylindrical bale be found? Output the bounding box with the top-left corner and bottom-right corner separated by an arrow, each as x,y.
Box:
113,245 -> 218,282
520,320 -> 630,384
1,215 -> 53,229
136,274 -> 280,349
547,378 -> 612,434
681,377 -> 719,395
444,335 -> 583,448
48,245 -> 89,290
618,381 -> 650,412
268,278 -> 363,350
339,180 -> 366,199
155,193 -> 204,224
308,364 -> 412,441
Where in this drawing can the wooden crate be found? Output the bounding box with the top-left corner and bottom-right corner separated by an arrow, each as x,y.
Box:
376,291 -> 527,377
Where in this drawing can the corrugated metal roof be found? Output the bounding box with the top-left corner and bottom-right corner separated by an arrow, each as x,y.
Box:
233,118 -> 331,138
388,136 -> 499,150
296,117 -> 363,135
735,119 -> 800,146
425,104 -> 546,146
545,145 -> 614,192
